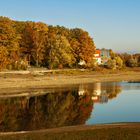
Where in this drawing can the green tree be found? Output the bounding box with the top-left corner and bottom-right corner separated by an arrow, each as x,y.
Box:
115,56 -> 123,69
106,59 -> 116,69
108,50 -> 123,69
46,34 -> 75,69
109,49 -> 116,59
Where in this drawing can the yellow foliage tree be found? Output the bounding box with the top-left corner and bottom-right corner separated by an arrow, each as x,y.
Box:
0,46 -> 9,69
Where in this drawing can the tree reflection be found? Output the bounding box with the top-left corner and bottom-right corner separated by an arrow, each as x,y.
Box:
0,87 -> 93,132
0,97 -> 29,131
92,82 -> 122,103
0,82 -> 122,132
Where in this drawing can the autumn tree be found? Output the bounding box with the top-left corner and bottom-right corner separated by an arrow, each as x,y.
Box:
106,59 -> 116,69
126,57 -> 138,67
137,55 -> 140,66
0,16 -> 20,67
21,22 -> 48,66
118,53 -> 140,67
70,28 -> 95,65
0,46 -> 9,69
46,33 -> 75,69
108,50 -> 123,69
0,17 -> 97,69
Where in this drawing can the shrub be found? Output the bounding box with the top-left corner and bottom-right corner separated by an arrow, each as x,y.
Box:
115,56 -> 123,69
126,58 -> 138,67
105,59 -> 116,69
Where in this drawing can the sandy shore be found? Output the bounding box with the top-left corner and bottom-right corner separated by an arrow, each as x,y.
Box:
0,122 -> 140,140
0,122 -> 139,135
0,69 -> 140,94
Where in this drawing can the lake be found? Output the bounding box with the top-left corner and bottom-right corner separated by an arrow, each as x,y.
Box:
0,81 -> 140,132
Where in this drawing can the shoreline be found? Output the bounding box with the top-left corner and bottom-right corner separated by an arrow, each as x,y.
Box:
0,122 -> 139,135
0,122 -> 140,140
0,69 -> 140,95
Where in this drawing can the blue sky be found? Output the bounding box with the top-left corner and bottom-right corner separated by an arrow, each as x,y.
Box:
0,0 -> 140,53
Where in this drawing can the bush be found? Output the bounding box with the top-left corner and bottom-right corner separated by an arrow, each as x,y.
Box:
115,56 -> 123,69
137,56 -> 140,67
6,60 -> 28,70
126,58 -> 138,67
105,59 -> 116,69
6,64 -> 13,70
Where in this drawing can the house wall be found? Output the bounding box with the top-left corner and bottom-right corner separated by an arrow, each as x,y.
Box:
100,49 -> 110,65
100,49 -> 110,58
94,49 -> 101,65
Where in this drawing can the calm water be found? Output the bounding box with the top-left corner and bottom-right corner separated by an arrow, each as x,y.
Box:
0,81 -> 140,132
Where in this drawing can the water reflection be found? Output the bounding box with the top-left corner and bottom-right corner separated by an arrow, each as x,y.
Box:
92,82 -> 122,103
0,82 -> 122,132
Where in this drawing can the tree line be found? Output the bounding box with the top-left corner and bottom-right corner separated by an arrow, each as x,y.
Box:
0,16 -> 139,70
106,50 -> 140,69
0,16 -> 95,70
